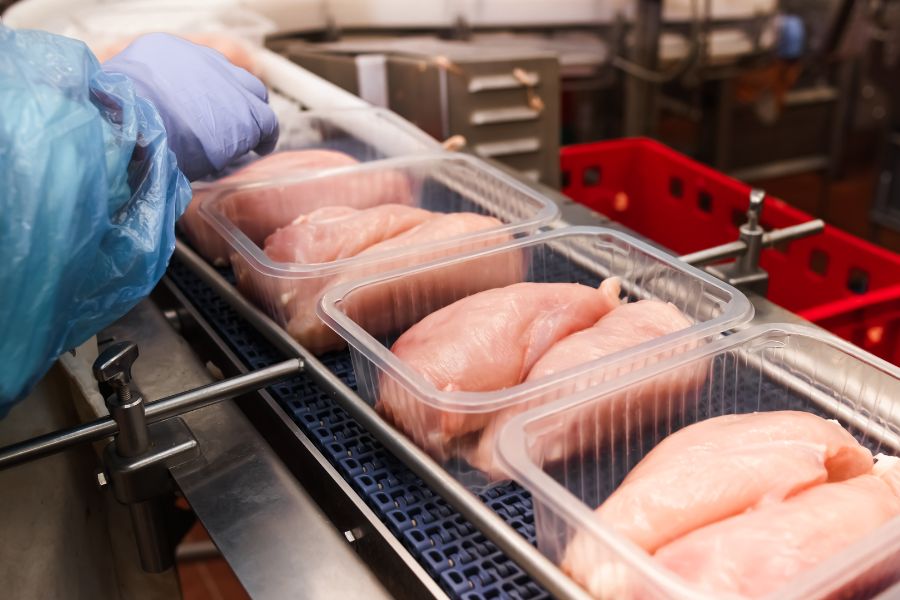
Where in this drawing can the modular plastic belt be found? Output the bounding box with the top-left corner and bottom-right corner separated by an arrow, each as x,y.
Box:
167,258 -> 551,600
169,253 -> 870,600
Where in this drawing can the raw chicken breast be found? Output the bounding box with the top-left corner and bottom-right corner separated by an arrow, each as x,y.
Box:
377,279 -> 623,457
357,212 -> 509,258
390,279 -> 623,394
263,204 -> 433,264
565,412 -> 873,562
181,149 -> 360,264
561,412 -> 875,599
601,411 -> 873,550
655,455 -> 900,598
465,300 -> 694,478
281,212 -> 520,354
526,301 -> 693,380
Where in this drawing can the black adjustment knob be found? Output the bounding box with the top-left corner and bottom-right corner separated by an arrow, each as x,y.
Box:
93,341 -> 139,402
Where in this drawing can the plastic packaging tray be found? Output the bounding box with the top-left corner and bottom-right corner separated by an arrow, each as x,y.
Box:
181,106 -> 442,265
318,226 -> 753,485
201,153 -> 559,353
497,323 -> 900,600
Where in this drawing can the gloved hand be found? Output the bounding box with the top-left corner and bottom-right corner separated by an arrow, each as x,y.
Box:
103,33 -> 279,180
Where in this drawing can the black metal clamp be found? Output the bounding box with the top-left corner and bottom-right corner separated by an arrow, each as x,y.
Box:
93,341 -> 200,573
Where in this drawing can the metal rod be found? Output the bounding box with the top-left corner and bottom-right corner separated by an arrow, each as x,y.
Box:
624,0 -> 663,136
108,395 -> 150,458
144,359 -> 302,422
130,499 -> 172,572
0,358 -> 303,470
680,240 -> 747,266
175,540 -> 221,563
764,219 -> 826,246
172,240 -> 595,600
680,219 -> 825,266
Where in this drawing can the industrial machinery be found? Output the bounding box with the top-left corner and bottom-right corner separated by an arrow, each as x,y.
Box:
1,3 -> 898,599
0,41 -> 849,599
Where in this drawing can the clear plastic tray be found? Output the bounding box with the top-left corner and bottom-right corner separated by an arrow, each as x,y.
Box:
181,106 -> 442,265
497,323 -> 900,600
318,226 -> 754,484
201,153 -> 559,353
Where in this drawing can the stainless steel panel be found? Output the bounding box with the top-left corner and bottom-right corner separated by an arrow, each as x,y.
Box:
102,301 -> 393,600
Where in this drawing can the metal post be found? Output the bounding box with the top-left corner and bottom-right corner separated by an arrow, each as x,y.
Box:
624,0 -> 663,136
736,189 -> 766,274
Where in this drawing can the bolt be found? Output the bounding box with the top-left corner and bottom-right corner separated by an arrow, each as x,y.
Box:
96,470 -> 108,489
93,341 -> 139,404
343,528 -> 363,544
111,377 -> 132,404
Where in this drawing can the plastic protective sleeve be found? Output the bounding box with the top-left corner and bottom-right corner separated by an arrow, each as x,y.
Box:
0,25 -> 191,415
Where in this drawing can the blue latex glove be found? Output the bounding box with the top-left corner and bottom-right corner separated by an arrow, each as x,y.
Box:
0,25 -> 191,415
103,33 -> 279,181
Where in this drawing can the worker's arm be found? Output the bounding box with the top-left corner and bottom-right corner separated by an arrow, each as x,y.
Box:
0,26 -> 278,415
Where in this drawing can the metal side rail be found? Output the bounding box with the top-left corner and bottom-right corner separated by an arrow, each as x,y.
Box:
169,240 -> 593,600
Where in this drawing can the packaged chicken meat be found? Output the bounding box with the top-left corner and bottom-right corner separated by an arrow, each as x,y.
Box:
655,454 -> 900,598
319,227 -> 753,483
283,211 -> 523,353
204,154 -> 558,353
465,299 -> 701,478
379,279 -> 623,459
182,150 -> 361,265
497,324 -> 900,600
180,107 -> 442,264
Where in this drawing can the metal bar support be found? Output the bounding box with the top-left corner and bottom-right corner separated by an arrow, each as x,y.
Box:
681,219 -> 825,266
624,0 -> 663,136
0,359 -> 303,470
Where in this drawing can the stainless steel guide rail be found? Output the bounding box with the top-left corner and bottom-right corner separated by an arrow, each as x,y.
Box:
171,240 -> 596,600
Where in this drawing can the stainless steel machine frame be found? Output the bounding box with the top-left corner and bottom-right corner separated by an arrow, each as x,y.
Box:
0,52 -> 859,600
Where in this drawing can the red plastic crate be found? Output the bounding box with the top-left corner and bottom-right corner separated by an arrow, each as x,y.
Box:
561,137 -> 900,365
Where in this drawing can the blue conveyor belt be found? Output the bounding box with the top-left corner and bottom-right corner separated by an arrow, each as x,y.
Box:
167,258 -> 550,600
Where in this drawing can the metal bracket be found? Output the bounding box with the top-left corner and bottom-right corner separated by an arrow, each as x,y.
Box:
706,189 -> 770,295
680,189 -> 826,295
101,417 -> 200,506
93,340 -> 200,573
